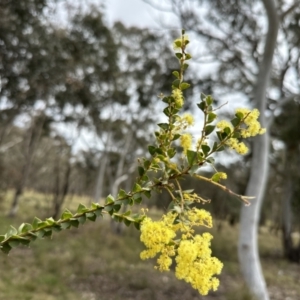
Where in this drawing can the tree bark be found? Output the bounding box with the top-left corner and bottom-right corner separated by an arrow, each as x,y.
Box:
8,112 -> 46,217
93,133 -> 111,203
52,153 -> 71,219
238,0 -> 279,299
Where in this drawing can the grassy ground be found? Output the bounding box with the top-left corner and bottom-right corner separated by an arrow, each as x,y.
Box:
0,191 -> 299,300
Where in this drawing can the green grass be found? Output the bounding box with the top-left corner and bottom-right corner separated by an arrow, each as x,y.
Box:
0,190 -> 299,299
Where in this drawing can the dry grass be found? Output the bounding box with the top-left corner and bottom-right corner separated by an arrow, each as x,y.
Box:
0,190 -> 299,300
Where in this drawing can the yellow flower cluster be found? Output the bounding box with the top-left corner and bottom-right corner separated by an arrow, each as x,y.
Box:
180,133 -> 192,154
176,234 -> 223,295
172,88 -> 184,108
236,108 -> 266,138
216,120 -> 248,154
182,113 -> 194,126
218,172 -> 227,179
140,210 -> 223,295
216,108 -> 265,155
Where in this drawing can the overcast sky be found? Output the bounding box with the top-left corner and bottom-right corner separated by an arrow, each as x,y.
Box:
106,0 -> 158,27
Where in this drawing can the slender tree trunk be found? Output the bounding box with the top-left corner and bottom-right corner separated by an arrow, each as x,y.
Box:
281,149 -> 300,263
52,154 -> 71,219
238,1 -> 279,299
281,167 -> 294,259
93,133 -> 112,203
110,131 -> 133,234
8,113 -> 45,217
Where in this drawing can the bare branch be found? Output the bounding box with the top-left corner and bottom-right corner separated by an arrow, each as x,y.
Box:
280,2 -> 300,20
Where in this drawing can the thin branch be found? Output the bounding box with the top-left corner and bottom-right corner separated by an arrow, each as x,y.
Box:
280,2 -> 300,20
193,174 -> 253,206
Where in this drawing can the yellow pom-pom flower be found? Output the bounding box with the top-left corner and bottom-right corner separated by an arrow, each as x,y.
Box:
180,133 -> 192,154
139,210 -> 223,295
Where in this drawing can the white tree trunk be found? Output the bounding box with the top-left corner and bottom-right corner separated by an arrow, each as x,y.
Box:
238,0 -> 279,299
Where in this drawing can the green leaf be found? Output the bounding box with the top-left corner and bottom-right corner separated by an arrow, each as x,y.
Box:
224,127 -> 231,135
158,123 -> 169,131
206,157 -> 215,164
200,93 -> 206,101
201,144 -> 210,156
37,221 -> 48,229
8,239 -> 20,248
1,243 -> 12,254
172,79 -> 180,88
207,112 -> 217,123
162,97 -> 169,103
133,183 -> 142,192
91,202 -> 101,209
163,107 -> 171,117
212,142 -> 218,151
94,209 -> 103,217
7,226 -> 18,237
211,173 -> 221,182
78,215 -> 86,224
148,145 -> 156,156
188,165 -> 199,175
61,209 -> 73,220
43,230 -> 52,238
167,148 -> 176,158
232,132 -> 241,139
175,53 -> 182,59
133,222 -> 141,230
123,218 -> 131,227
113,204 -> 121,212
70,219 -> 79,228
144,160 -> 151,169
36,230 -> 45,238
27,232 -> 37,241
0,235 -> 6,243
175,40 -> 182,47
141,175 -> 149,182
46,218 -> 55,225
133,193 -> 142,204
185,53 -> 192,60
172,71 -> 179,78
172,134 -> 181,141
204,125 -> 215,136
18,223 -> 33,234
86,213 -> 97,222
60,222 -> 71,230
216,131 -> 223,141
143,190 -> 151,198
180,82 -> 190,90
235,112 -> 244,119
117,189 -> 127,199
183,63 -> 189,70
105,194 -> 115,204
138,166 -> 145,177
212,142 -> 225,152
104,205 -> 113,212
77,203 -> 88,214
231,117 -> 240,127
205,95 -> 213,105
186,150 -> 197,166
123,210 -> 131,216
197,101 -> 206,111
18,238 -> 31,246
